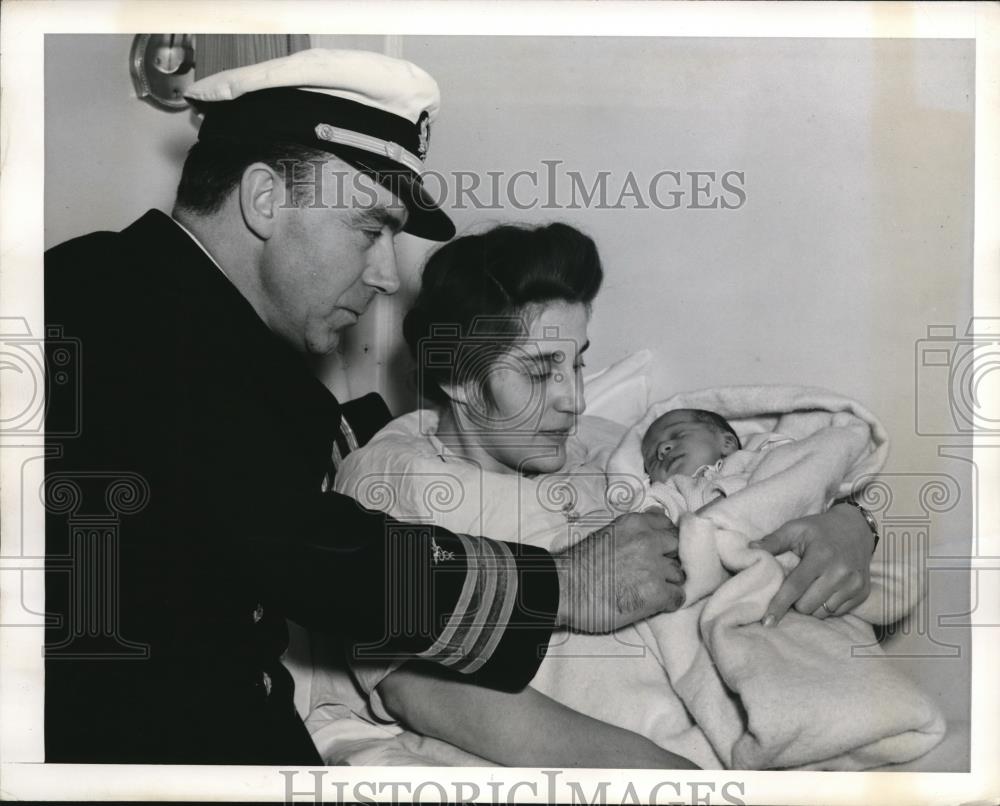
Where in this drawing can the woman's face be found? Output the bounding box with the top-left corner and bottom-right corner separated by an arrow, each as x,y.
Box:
470,300 -> 590,475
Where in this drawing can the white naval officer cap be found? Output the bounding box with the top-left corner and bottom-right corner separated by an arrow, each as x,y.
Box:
184,48 -> 454,241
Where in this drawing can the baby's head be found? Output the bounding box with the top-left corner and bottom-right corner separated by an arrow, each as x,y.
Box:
641,408 -> 741,484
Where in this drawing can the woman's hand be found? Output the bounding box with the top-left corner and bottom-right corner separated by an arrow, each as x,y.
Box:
749,503 -> 875,626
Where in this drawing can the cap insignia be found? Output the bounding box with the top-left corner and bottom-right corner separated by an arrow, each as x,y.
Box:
417,110 -> 431,160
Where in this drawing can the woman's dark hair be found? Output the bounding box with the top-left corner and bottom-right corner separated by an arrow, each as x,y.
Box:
403,222 -> 604,405
175,138 -> 330,215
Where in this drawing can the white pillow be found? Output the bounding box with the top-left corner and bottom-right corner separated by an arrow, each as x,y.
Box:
582,350 -> 653,427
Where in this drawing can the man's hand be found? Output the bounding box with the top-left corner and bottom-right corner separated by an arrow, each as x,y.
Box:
552,511 -> 686,633
749,503 -> 875,626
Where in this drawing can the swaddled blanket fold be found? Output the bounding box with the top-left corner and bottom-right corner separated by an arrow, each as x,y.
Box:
607,385 -> 945,770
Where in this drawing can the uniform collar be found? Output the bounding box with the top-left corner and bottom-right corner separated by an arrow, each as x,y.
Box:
169,215 -> 227,276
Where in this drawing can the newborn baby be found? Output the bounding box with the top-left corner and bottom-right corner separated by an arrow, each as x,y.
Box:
638,407 -> 791,516
641,408 -> 742,483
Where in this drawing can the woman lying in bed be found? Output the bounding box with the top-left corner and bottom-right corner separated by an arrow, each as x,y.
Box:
328,222 -> 880,769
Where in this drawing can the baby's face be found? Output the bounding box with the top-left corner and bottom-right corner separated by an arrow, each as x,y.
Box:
641,410 -> 729,484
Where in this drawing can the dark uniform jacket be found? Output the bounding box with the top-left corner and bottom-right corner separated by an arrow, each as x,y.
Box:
44,210 -> 559,764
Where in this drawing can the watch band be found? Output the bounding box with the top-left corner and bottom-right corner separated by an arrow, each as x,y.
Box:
832,497 -> 880,553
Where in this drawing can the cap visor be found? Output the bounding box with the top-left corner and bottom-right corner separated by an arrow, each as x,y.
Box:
397,175 -> 456,241
321,146 -> 455,241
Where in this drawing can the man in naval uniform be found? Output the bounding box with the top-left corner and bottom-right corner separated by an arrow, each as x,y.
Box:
43,49 -> 686,764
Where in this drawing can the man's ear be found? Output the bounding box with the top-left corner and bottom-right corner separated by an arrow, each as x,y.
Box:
239,162 -> 281,240
721,433 -> 739,456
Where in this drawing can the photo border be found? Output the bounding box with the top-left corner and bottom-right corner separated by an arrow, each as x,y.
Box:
1,1 -> 997,803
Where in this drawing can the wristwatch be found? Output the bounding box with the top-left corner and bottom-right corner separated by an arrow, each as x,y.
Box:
832,497 -> 880,553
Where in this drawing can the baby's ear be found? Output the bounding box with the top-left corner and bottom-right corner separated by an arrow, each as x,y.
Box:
721,433 -> 739,456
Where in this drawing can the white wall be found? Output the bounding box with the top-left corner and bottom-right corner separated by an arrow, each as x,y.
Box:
44,35 -> 198,247
385,36 -> 973,428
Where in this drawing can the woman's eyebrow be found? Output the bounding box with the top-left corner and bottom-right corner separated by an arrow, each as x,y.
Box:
521,339 -> 590,370
536,340 -> 590,360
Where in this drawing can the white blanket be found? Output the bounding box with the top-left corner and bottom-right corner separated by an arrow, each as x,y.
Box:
606,385 -> 945,769
302,389 -> 942,769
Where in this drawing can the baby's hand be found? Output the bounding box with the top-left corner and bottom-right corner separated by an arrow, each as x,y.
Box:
651,511 -> 680,558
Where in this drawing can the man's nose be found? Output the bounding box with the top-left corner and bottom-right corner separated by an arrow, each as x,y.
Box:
364,236 -> 401,295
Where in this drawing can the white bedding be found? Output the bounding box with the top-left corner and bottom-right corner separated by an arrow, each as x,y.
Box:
606,386 -> 944,769
290,379 -> 945,769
